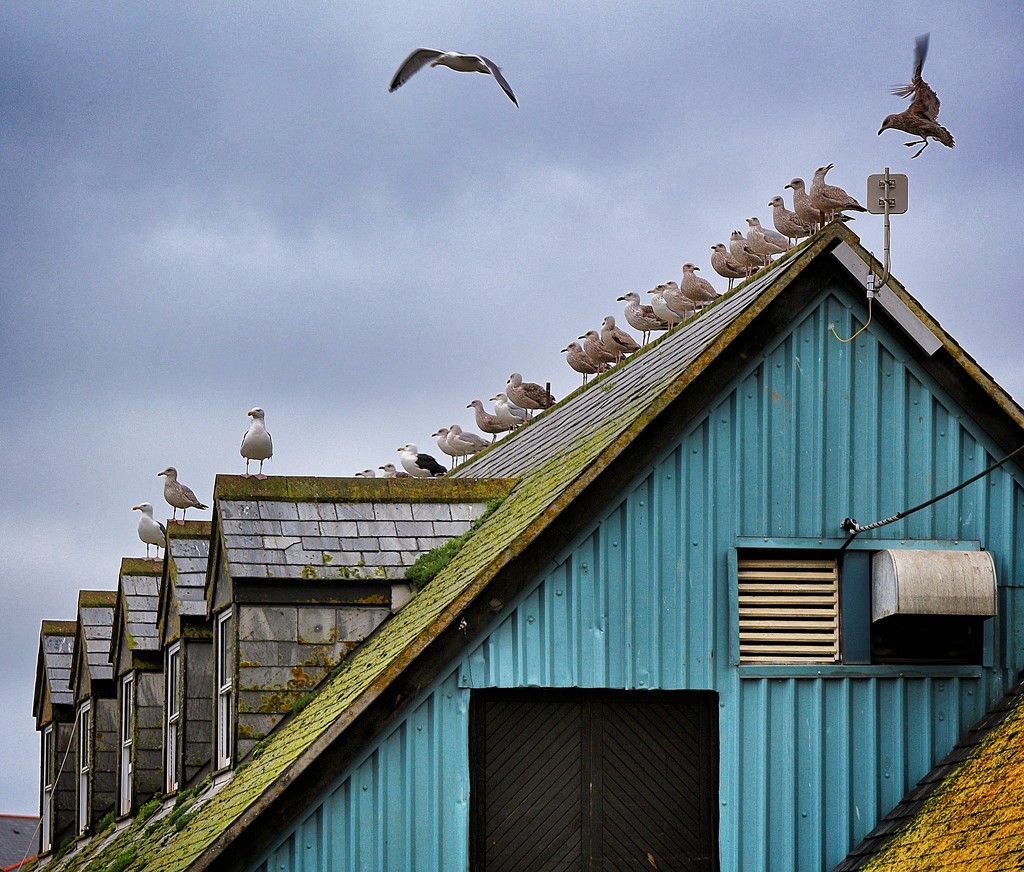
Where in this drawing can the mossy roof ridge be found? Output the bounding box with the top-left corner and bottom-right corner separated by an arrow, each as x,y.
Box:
41,620 -> 77,636
167,520 -> 211,538
859,686 -> 1024,870
213,474 -> 515,502
77,589 -> 117,608
119,557 -> 162,576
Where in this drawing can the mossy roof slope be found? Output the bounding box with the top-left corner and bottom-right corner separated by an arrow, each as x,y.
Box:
41,224 -> 1024,871
834,675 -> 1024,871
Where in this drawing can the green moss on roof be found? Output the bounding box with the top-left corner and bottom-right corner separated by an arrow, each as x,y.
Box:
863,698 -> 1024,871
167,520 -> 211,538
78,589 -> 117,609
41,620 -> 77,636
120,557 -> 162,576
213,474 -> 516,503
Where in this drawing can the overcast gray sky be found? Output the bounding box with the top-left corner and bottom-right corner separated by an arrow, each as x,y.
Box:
2,1 -> 1022,814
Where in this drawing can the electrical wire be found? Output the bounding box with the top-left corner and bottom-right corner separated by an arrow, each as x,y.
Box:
839,444 -> 1024,551
829,294 -> 874,344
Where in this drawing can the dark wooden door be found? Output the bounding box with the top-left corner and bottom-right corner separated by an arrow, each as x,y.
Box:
470,689 -> 718,871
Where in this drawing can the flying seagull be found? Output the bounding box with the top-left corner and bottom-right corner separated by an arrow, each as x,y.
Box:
878,34 -> 954,158
389,48 -> 518,106
398,443 -> 447,477
157,467 -> 208,525
132,502 -> 167,559
240,407 -> 273,479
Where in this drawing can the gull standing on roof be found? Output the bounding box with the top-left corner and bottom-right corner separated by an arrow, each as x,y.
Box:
432,428 -> 461,469
506,373 -> 554,417
745,218 -> 790,265
600,315 -> 641,363
680,263 -> 719,309
354,469 -> 376,478
447,424 -> 489,462
389,48 -> 518,106
562,341 -> 606,384
648,284 -> 687,327
768,196 -> 814,245
398,444 -> 446,477
491,393 -> 528,429
467,399 -> 511,442
158,467 -> 208,525
729,231 -> 764,278
809,164 -> 867,225
379,463 -> 413,479
784,178 -> 821,233
240,407 -> 273,479
578,330 -> 619,370
617,292 -> 668,344
878,33 -> 954,158
132,502 -> 167,559
710,244 -> 747,291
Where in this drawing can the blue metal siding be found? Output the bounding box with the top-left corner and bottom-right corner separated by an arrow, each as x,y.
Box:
249,288 -> 1024,871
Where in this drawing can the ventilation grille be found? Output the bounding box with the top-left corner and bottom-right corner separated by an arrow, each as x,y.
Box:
738,556 -> 839,663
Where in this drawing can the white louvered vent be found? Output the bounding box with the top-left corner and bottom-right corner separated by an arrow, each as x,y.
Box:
738,556 -> 839,663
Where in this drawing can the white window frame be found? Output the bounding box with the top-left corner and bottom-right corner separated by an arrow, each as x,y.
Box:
41,725 -> 53,853
119,673 -> 134,816
78,701 -> 91,834
216,611 -> 234,770
165,643 -> 181,793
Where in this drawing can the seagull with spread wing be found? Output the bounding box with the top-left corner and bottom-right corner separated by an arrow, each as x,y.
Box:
878,33 -> 954,158
389,48 -> 518,105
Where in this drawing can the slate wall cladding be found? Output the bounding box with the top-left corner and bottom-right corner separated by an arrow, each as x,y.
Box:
182,639 -> 213,784
52,721 -> 77,851
133,671 -> 164,806
90,698 -> 117,828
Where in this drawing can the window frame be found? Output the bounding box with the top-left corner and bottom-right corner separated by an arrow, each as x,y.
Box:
215,610 -> 234,770
165,643 -> 181,793
119,673 -> 134,817
40,724 -> 53,853
78,700 -> 91,834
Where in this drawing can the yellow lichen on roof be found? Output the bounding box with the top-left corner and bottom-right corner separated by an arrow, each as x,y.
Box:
864,698 -> 1024,871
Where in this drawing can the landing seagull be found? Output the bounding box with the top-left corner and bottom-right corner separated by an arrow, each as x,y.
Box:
132,502 -> 167,559
158,467 -> 208,525
878,34 -> 954,158
398,443 -> 446,477
389,48 -> 518,106
240,407 -> 273,479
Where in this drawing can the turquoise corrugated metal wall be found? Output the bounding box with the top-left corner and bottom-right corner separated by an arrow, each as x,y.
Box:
250,287 -> 1024,872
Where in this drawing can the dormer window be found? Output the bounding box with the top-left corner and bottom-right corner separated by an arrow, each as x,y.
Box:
78,701 -> 91,834
216,611 -> 234,770
165,643 -> 181,793
40,725 -> 53,853
119,674 -> 134,816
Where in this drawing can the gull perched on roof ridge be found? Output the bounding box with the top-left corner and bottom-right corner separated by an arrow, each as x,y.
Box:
784,178 -> 821,233
354,469 -> 376,478
506,372 -> 555,417
768,196 -> 814,246
729,231 -> 763,278
132,502 -> 167,559
240,407 -> 273,479
158,467 -> 208,525
878,33 -> 954,158
446,424 -> 489,461
432,427 -> 460,469
648,283 -> 691,327
710,244 -> 747,291
378,463 -> 412,479
745,217 -> 790,265
809,163 -> 867,225
578,330 -> 619,370
490,393 -> 528,429
389,48 -> 518,106
680,263 -> 719,308
600,315 -> 641,363
398,444 -> 446,477
562,341 -> 607,385
617,291 -> 668,344
467,399 -> 511,441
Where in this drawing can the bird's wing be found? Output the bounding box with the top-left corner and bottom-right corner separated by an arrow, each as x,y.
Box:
479,56 -> 518,106
389,48 -> 444,92
908,78 -> 941,121
158,520 -> 167,537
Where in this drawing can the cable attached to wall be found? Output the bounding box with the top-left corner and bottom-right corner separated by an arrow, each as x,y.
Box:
839,444 -> 1024,552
